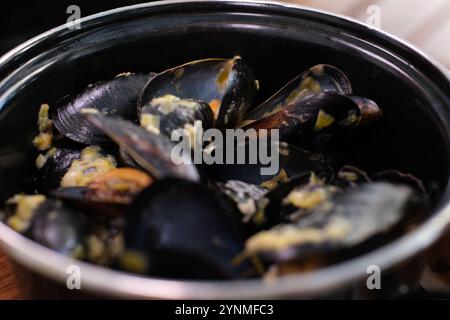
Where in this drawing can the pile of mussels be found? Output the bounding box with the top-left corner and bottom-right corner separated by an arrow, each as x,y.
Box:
1,57 -> 429,279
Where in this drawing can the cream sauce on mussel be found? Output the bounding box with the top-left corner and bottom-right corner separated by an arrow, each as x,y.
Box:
242,64 -> 353,126
242,92 -> 381,143
245,182 -> 424,263
139,57 -> 257,130
140,94 -> 214,140
35,143 -> 117,193
5,195 -> 124,265
84,113 -> 199,181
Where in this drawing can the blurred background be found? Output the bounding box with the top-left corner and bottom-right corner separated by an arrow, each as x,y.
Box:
286,0 -> 450,69
0,0 -> 449,69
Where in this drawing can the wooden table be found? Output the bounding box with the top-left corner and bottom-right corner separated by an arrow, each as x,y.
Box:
0,251 -> 18,299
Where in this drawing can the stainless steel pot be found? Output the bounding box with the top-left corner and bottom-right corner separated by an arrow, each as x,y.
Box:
0,0 -> 449,299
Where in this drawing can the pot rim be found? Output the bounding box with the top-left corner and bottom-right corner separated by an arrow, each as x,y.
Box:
0,0 -> 450,299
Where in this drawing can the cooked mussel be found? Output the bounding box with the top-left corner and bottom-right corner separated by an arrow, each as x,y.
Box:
139,57 -> 257,129
139,94 -> 214,139
84,113 -> 199,181
252,171 -> 336,230
3,55 -> 432,282
208,141 -> 333,186
245,182 -> 424,263
5,194 -> 124,265
217,170 -> 335,233
273,172 -> 338,222
35,143 -> 117,193
372,169 -> 426,195
5,195 -> 84,256
120,178 -> 252,279
29,198 -> 86,257
52,168 -> 152,218
53,72 -> 155,145
35,145 -> 81,193
242,92 -> 382,142
242,64 -> 353,126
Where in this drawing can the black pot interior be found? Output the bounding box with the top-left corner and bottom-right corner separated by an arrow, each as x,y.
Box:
0,3 -> 449,211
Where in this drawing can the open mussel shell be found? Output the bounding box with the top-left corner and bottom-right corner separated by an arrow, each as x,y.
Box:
242,64 -> 352,125
242,92 -> 382,142
258,171 -> 336,229
51,168 -> 152,218
31,198 -> 123,265
139,94 -> 214,139
139,57 -> 257,129
35,142 -> 117,193
207,141 -> 333,186
84,113 -> 199,181
372,169 -> 426,195
121,178 -> 252,279
245,182 -> 425,263
4,194 -> 124,265
27,198 -> 85,257
51,187 -> 126,218
53,73 -> 155,145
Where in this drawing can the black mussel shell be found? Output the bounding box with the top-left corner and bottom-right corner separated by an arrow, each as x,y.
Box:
246,182 -> 425,263
34,200 -> 124,265
35,140 -> 116,193
53,73 -> 155,145
29,198 -> 85,257
372,169 -> 426,195
84,113 -> 199,181
259,171 -> 336,229
139,94 -> 214,139
51,168 -> 152,218
139,57 -> 257,129
207,141 -> 333,186
216,171 -> 334,232
243,64 -> 352,125
242,92 -> 382,142
6,195 -> 124,265
51,187 -> 126,218
35,143 -> 82,193
121,178 -> 251,279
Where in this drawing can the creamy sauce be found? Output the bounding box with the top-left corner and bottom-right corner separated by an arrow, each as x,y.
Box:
33,104 -> 53,151
140,114 -> 160,135
150,94 -> 200,115
61,146 -> 117,187
6,194 -> 46,232
314,110 -> 335,131
245,217 -> 351,253
80,108 -> 100,115
284,187 -> 328,209
35,147 -> 56,169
